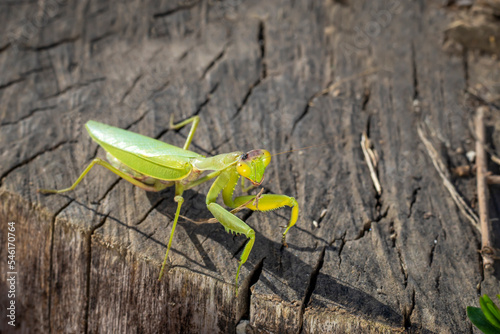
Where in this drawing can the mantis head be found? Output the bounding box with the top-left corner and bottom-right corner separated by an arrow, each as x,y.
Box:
236,149 -> 271,185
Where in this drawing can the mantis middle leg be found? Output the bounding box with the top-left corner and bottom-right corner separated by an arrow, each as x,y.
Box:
158,183 -> 185,280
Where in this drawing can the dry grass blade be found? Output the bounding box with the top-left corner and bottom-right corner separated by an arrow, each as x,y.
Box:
361,132 -> 382,195
417,124 -> 480,232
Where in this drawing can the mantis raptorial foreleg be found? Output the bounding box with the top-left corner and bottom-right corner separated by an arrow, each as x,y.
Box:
39,158 -> 168,194
232,194 -> 299,247
220,170 -> 299,247
169,115 -> 200,150
205,172 -> 256,289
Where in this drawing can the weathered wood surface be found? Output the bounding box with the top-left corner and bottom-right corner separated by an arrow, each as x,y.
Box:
1,0 -> 500,333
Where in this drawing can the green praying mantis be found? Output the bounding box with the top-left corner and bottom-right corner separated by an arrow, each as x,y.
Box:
39,116 -> 299,291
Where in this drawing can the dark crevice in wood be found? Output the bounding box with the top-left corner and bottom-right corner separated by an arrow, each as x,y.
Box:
232,77 -> 262,120
336,233 -> 346,269
124,109 -> 151,130
354,220 -> 372,240
0,105 -> 57,127
120,74 -> 143,103
0,42 -> 11,53
396,244 -> 408,288
374,195 -> 388,222
200,48 -> 225,79
93,177 -> 121,205
20,66 -> 49,77
407,186 -> 421,218
362,85 -> 371,111
236,257 -> 265,324
84,213 -> 108,334
0,139 -> 78,187
48,198 -> 75,333
462,49 -> 469,87
90,31 -> 116,45
178,47 -> 192,62
135,198 -> 166,226
231,20 -> 268,120
411,41 -> 419,100
291,102 -> 310,134
30,35 -> 80,51
194,81 -> 219,115
43,77 -> 106,99
297,246 -> 326,334
435,270 -> 441,292
153,1 -> 200,18
402,288 -> 416,329
0,77 -> 24,90
258,20 -> 267,79
209,136 -> 231,155
429,234 -> 438,267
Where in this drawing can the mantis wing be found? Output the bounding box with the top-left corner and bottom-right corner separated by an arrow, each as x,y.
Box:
86,121 -> 204,180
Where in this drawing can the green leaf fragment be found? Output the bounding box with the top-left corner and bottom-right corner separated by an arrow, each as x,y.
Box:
480,295 -> 500,329
467,307 -> 500,334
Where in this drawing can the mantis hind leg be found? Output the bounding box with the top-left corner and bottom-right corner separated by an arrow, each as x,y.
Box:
38,158 -> 168,194
169,115 -> 199,150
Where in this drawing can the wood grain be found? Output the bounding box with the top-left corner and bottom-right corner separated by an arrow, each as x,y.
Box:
1,0 -> 500,333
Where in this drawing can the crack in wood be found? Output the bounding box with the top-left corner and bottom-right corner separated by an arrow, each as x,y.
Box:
120,74 -> 143,103
297,246 -> 325,334
153,1 -> 200,18
47,198 -> 75,333
411,41 -> 419,100
258,20 -> 267,79
0,139 -> 78,187
407,186 -> 421,218
396,244 -> 408,288
135,198 -> 166,226
90,31 -> 116,45
428,234 -> 438,267
43,77 -> 106,100
0,77 -> 25,90
291,101 -> 311,134
0,105 -> 57,127
232,77 -> 262,120
0,42 -> 11,53
30,35 -> 80,52
84,213 -> 108,334
236,257 -> 265,325
402,288 -> 416,329
200,48 -> 225,79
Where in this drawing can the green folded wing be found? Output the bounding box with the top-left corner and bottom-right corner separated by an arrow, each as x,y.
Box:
86,120 -> 204,180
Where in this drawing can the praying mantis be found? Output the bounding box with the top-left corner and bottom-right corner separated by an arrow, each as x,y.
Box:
39,116 -> 299,291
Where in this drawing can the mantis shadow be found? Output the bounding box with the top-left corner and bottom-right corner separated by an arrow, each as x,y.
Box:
144,189 -> 409,330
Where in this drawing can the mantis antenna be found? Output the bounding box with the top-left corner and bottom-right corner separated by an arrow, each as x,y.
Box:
270,143 -> 328,157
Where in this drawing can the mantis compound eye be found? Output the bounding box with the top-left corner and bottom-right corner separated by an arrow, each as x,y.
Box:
236,162 -> 252,179
262,150 -> 271,167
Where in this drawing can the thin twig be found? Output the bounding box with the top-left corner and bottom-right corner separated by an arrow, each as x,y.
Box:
475,106 -> 495,270
417,124 -> 480,232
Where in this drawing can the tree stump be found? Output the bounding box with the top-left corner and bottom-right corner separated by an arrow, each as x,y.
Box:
1,0 -> 499,333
